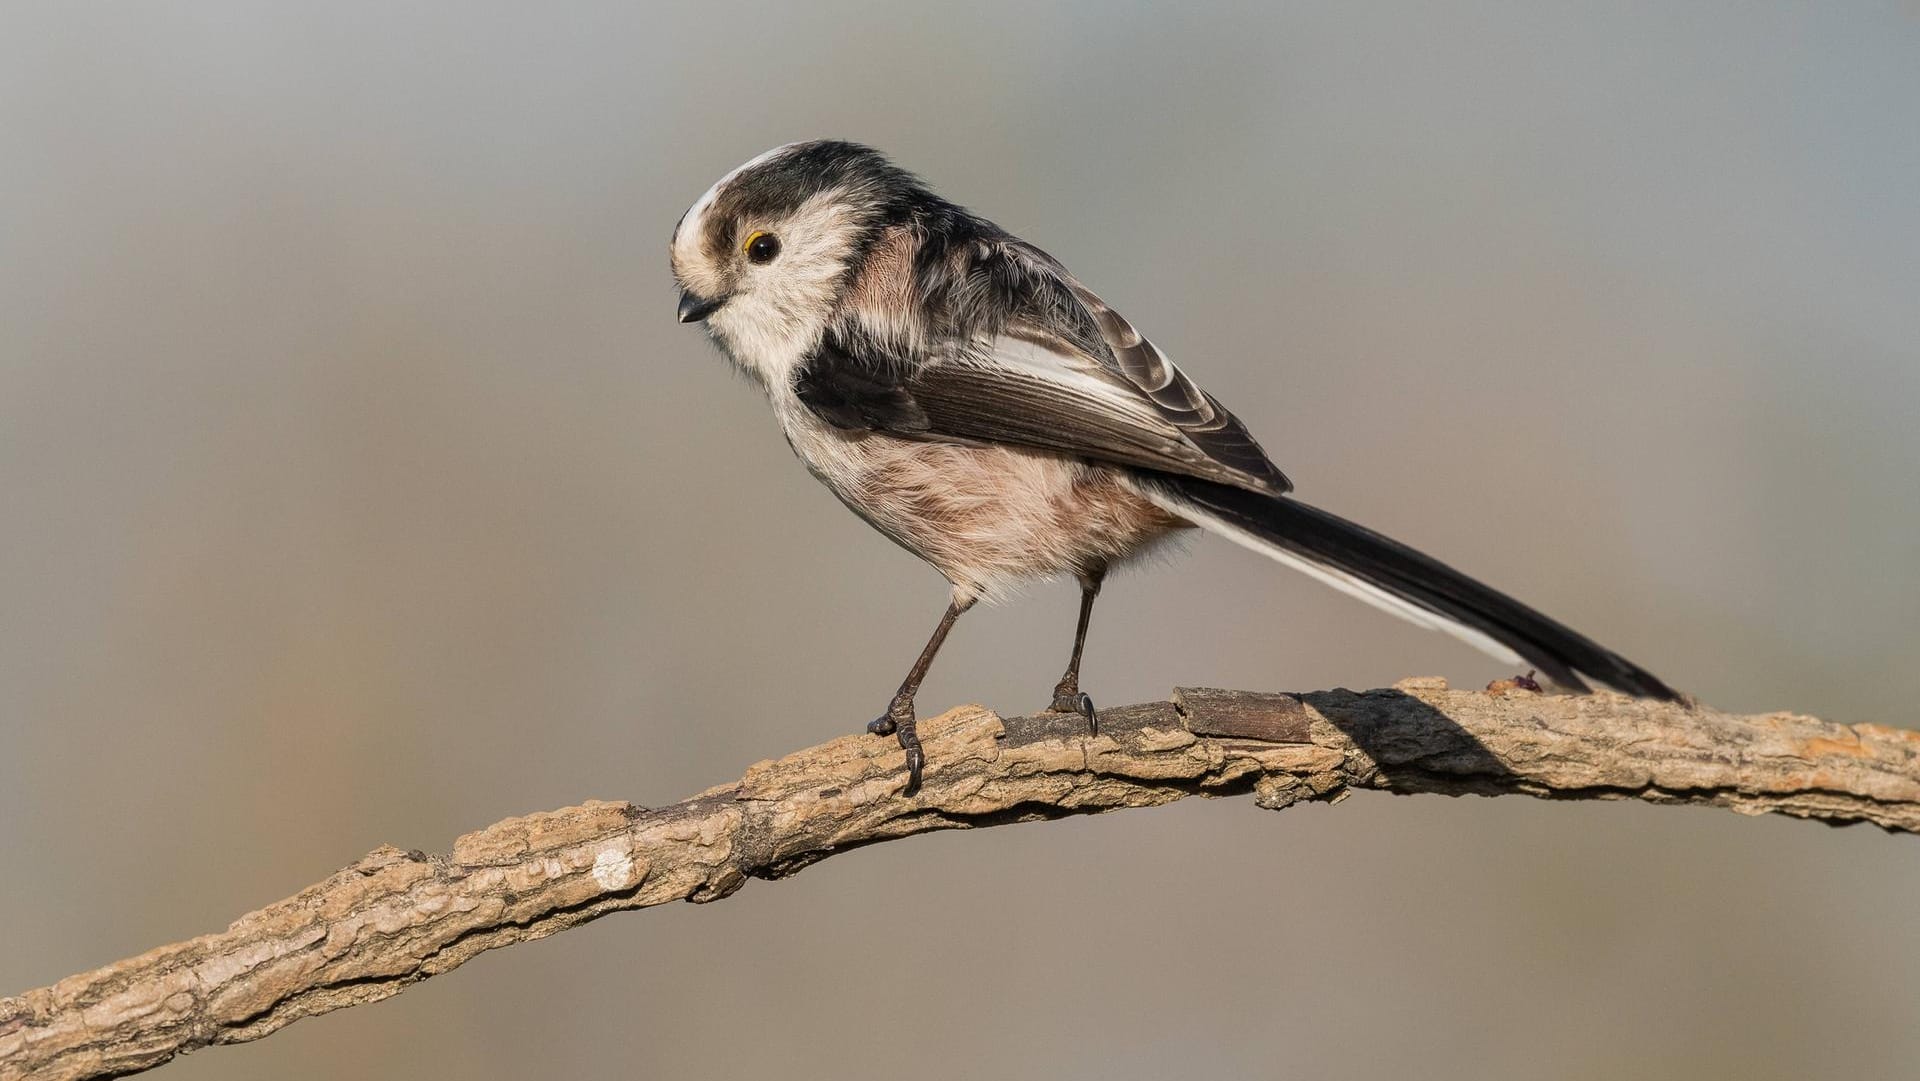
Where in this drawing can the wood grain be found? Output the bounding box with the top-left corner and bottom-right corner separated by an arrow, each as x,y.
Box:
5,679 -> 1916,1081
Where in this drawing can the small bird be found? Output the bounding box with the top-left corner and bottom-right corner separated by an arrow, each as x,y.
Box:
670,140 -> 1678,791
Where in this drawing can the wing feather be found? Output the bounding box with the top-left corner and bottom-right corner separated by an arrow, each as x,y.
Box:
797,232 -> 1290,494
1053,274 -> 1290,491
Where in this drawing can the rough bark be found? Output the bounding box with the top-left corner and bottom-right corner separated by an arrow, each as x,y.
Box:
5,679 -> 1916,1081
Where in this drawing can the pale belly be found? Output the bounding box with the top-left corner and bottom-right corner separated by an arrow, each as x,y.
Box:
782,410 -> 1189,601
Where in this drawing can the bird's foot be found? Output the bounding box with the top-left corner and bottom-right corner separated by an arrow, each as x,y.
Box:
1048,687 -> 1099,736
867,696 -> 923,793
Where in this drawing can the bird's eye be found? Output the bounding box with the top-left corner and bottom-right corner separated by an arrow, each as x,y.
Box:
744,231 -> 781,264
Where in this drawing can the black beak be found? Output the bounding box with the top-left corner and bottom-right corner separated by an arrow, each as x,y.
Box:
677,290 -> 724,324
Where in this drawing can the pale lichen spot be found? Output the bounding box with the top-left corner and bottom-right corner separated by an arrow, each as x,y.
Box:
591,846 -> 636,891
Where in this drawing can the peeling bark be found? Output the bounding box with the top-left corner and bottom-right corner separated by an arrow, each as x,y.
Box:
4,680 -> 1915,1081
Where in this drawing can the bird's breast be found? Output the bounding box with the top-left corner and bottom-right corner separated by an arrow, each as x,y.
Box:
772,397 -> 1188,600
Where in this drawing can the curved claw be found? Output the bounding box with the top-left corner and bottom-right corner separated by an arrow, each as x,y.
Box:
901,740 -> 924,794
1049,689 -> 1100,736
866,698 -> 922,791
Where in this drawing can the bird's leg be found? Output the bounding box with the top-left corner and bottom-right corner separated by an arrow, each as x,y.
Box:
1048,565 -> 1106,735
867,595 -> 974,793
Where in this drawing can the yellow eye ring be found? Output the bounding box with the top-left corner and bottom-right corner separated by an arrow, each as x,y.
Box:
743,230 -> 781,264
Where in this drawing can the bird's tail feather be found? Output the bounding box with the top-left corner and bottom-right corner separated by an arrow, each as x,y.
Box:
1136,473 -> 1680,700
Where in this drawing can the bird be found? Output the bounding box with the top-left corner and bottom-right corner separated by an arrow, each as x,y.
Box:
668,140 -> 1679,792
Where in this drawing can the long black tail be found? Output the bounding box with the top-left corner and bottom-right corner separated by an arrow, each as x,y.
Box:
1138,473 -> 1680,700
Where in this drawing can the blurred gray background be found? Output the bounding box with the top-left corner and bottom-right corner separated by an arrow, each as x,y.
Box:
4,3 -> 1918,1079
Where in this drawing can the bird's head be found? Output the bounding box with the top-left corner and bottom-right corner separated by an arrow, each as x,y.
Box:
669,140 -> 927,379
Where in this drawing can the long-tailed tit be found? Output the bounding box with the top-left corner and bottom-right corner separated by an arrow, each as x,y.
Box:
670,140 -> 1678,791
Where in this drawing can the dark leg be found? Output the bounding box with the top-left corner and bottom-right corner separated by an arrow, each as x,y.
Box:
867,595 -> 974,793
1048,565 -> 1106,735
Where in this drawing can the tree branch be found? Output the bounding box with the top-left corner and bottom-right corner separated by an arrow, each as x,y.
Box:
5,678 -> 1917,1080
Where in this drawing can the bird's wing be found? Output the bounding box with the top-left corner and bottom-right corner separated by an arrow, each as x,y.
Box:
797,238 -> 1291,494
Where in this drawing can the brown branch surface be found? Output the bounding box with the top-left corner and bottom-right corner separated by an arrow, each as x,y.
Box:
5,679 -> 1917,1081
